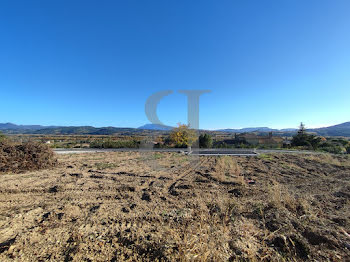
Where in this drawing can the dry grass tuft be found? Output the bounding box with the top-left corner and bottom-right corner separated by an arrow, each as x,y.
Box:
215,156 -> 241,182
305,153 -> 350,167
164,202 -> 232,261
267,182 -> 297,211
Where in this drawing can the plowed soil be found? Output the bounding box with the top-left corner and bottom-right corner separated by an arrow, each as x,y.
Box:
0,152 -> 349,261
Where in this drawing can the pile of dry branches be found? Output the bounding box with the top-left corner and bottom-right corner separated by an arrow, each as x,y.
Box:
0,141 -> 57,173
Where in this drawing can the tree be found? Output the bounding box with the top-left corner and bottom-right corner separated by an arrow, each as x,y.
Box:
291,123 -> 321,150
169,124 -> 197,148
199,134 -> 213,148
297,122 -> 306,135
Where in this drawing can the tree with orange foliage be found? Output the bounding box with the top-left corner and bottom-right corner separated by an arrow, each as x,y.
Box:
169,124 -> 197,148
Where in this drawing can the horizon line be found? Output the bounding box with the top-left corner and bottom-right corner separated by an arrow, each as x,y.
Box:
1,121 -> 348,131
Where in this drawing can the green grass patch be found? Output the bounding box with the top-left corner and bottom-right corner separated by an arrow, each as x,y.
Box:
258,154 -> 274,161
94,162 -> 118,170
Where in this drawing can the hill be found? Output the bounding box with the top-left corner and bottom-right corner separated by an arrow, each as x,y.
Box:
310,122 -> 350,137
218,127 -> 279,133
31,126 -> 150,135
138,124 -> 173,131
0,122 -> 349,137
0,123 -> 50,131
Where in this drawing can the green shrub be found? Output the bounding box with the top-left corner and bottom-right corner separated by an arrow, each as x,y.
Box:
199,134 -> 213,148
319,142 -> 346,154
291,123 -> 321,150
292,134 -> 321,150
90,139 -> 139,149
329,138 -> 349,147
213,141 -> 232,148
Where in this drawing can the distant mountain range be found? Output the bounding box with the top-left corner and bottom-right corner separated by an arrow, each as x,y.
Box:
308,122 -> 350,137
138,124 -> 173,131
0,123 -> 149,135
218,123 -> 350,137
1,122 -> 350,137
218,127 -> 281,133
0,123 -> 53,131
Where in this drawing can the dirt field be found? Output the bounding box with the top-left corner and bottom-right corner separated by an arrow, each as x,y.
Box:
0,152 -> 349,261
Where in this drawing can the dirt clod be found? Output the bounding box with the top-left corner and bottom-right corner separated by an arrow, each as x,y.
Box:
48,186 -> 58,193
141,192 -> 151,202
0,237 -> 16,254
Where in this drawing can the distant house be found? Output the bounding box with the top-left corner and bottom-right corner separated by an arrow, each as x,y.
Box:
283,138 -> 292,147
238,132 -> 283,147
217,132 -> 284,147
239,133 -> 260,145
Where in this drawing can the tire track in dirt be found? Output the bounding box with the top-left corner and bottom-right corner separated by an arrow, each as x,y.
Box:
193,171 -> 239,186
87,170 -> 171,181
167,158 -> 207,196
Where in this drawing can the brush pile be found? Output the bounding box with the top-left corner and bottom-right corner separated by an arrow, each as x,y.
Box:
0,141 -> 57,173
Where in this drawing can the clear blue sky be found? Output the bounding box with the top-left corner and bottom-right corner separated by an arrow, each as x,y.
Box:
1,0 -> 349,130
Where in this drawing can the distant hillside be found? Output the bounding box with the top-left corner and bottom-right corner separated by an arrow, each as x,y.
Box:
0,123 -> 49,131
0,122 -> 349,137
0,124 -> 170,136
32,126 -> 98,135
309,122 -> 350,137
31,126 -> 147,135
280,128 -> 298,132
138,124 -> 173,131
0,123 -> 59,134
218,123 -> 350,137
218,127 -> 278,133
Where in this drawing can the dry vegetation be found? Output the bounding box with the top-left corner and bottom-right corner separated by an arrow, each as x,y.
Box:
0,141 -> 57,173
0,152 -> 349,261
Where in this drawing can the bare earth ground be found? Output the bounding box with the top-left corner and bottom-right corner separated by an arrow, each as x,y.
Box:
0,152 -> 349,261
